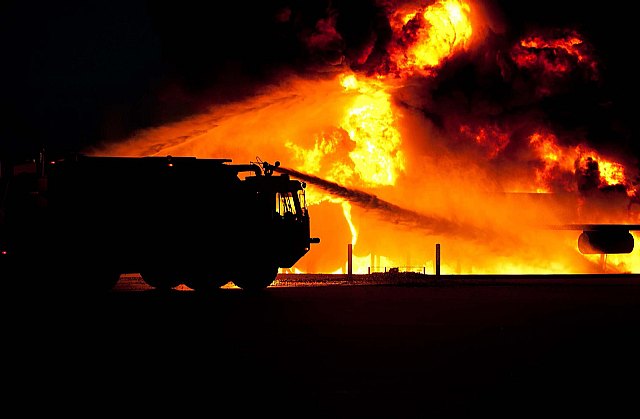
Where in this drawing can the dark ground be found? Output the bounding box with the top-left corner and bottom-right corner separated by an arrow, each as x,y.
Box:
7,275 -> 640,417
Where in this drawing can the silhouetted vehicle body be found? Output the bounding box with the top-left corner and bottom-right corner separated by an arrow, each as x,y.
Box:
0,152 -> 319,292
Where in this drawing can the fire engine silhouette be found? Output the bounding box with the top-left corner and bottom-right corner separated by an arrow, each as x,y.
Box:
0,151 -> 320,292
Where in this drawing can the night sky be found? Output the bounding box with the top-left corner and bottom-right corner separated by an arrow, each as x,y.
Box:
2,0 -> 638,160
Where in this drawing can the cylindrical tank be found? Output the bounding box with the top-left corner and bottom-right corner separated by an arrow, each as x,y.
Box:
578,230 -> 634,254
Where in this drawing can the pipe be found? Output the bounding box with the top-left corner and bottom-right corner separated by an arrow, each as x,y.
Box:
435,243 -> 440,276
348,243 -> 353,276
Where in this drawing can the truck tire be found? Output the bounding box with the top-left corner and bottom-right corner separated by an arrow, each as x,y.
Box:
10,253 -> 119,294
91,272 -> 121,292
140,270 -> 182,291
183,272 -> 227,292
232,265 -> 278,291
66,269 -> 121,293
63,251 -> 121,293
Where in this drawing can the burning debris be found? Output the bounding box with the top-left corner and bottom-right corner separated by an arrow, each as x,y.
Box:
91,0 -> 639,275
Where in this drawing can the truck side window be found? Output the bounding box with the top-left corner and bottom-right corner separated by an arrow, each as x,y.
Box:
297,190 -> 307,216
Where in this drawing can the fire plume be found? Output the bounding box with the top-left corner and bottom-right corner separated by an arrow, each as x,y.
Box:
338,74 -> 405,186
92,1 -> 640,275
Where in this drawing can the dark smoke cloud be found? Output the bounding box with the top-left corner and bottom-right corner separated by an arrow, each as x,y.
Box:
3,0 -> 638,167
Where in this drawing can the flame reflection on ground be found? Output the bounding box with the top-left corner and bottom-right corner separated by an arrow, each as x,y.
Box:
112,272 -> 640,292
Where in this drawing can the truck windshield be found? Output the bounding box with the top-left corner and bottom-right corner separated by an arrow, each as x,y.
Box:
276,192 -> 298,216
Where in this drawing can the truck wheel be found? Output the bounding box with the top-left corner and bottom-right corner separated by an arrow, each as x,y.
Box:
96,273 -> 120,292
70,257 -> 121,293
232,265 -> 278,291
67,270 -> 121,293
183,272 -> 227,292
141,270 -> 182,291
22,258 -> 119,294
90,272 -> 121,292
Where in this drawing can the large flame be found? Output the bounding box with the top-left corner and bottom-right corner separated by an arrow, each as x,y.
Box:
337,73 -> 405,186
91,1 -> 640,275
390,0 -> 473,72
282,73 -> 405,188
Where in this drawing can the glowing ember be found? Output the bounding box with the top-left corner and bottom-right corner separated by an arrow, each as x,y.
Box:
459,124 -> 510,159
511,31 -> 598,96
519,34 -> 589,64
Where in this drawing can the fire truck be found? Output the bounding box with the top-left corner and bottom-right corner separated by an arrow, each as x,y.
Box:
0,151 -> 319,292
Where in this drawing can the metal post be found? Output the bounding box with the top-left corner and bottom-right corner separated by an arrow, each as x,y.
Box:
348,243 -> 353,276
435,243 -> 440,276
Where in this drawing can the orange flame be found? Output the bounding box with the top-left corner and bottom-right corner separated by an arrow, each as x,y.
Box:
339,74 -> 405,186
284,73 -> 405,188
